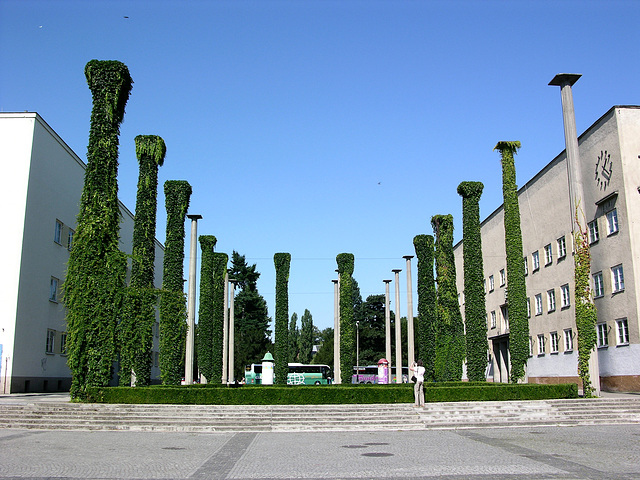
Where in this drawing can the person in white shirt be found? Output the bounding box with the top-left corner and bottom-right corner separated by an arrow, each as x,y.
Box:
410,360 -> 425,407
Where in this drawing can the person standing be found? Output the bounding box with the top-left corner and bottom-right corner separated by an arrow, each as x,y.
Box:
410,360 -> 425,407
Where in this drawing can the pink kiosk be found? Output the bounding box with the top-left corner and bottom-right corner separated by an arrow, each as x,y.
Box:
377,358 -> 390,384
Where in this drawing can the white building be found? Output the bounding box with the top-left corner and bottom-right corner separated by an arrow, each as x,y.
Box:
0,112 -> 164,393
454,106 -> 640,392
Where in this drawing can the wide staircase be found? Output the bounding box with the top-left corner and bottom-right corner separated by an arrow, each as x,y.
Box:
0,398 -> 639,433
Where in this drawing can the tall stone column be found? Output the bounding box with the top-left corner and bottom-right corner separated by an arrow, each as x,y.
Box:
222,272 -> 229,384
393,269 -> 402,384
185,214 -> 201,385
333,279 -> 340,384
383,279 -> 392,364
228,280 -> 236,383
404,256 -> 415,367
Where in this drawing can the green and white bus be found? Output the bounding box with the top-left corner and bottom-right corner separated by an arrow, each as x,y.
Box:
244,363 -> 332,385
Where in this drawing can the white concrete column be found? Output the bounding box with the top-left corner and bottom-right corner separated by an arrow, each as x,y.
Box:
228,280 -> 236,383
404,255 -> 415,367
185,214 -> 201,385
332,279 -> 340,384
392,269 -> 402,384
383,279 -> 392,364
222,272 -> 229,384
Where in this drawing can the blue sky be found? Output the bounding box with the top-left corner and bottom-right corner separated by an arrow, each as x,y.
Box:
2,0 -> 639,331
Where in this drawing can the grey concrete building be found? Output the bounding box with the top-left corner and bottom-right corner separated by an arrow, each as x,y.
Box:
454,106 -> 640,392
0,113 -> 164,393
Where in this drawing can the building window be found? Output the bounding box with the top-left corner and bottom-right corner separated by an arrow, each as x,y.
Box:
557,236 -> 566,259
588,220 -> 599,244
532,251 -> 540,271
54,220 -> 63,245
523,257 -> 528,276
616,319 -> 629,345
67,228 -> 75,251
606,208 -> 619,235
529,337 -> 533,357
537,334 -> 545,355
50,277 -> 59,302
550,332 -> 559,354
597,323 -> 608,348
612,265 -> 625,293
564,329 -> 574,352
46,329 -> 55,354
527,297 -> 531,318
490,311 -> 497,329
489,275 -> 494,292
499,269 -> 506,287
547,289 -> 556,312
544,244 -> 553,265
535,294 -> 543,316
483,279 -> 486,294
60,332 -> 67,355
561,284 -> 570,308
593,272 -> 604,298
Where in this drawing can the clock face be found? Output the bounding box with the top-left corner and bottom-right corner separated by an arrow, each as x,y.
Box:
595,150 -> 612,190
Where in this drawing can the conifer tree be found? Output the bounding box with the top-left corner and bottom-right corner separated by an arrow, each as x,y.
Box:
300,309 -> 314,364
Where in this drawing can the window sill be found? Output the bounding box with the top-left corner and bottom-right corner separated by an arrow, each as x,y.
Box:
564,350 -> 573,354
551,352 -> 559,355
548,309 -> 556,314
561,305 -> 570,310
49,299 -> 58,304
597,345 -> 608,350
607,230 -> 619,238
537,354 -> 545,357
45,352 -> 54,356
612,289 -> 625,296
616,343 -> 629,348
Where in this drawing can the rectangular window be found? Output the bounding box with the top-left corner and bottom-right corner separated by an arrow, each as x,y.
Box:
547,289 -> 556,312
606,208 -> 619,235
537,334 -> 545,355
527,297 -> 531,318
524,257 -> 528,276
529,337 -> 533,357
535,294 -> 543,316
490,311 -> 496,329
489,275 -> 494,292
617,319 -> 629,345
499,269 -> 506,287
564,329 -> 574,352
561,284 -> 570,308
557,236 -> 566,259
544,244 -> 553,265
588,220 -> 599,244
532,251 -> 540,271
612,265 -> 625,293
593,272 -> 604,298
50,277 -> 59,302
60,332 -> 67,355
46,329 -> 55,354
550,332 -> 559,354
597,323 -> 608,348
483,279 -> 486,294
54,220 -> 63,244
67,228 -> 74,251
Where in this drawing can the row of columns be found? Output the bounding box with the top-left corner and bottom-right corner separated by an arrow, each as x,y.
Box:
184,215 -> 237,386
332,256 -> 416,384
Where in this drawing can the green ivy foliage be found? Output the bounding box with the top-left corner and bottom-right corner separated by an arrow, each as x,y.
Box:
573,210 -> 598,396
495,141 -> 528,383
119,135 -> 166,387
159,180 -> 191,385
274,253 -> 292,385
413,235 -> 436,382
64,60 -> 133,400
196,236 -> 217,383
457,181 -> 487,382
431,215 -> 465,381
211,252 -> 228,384
337,253 -> 355,384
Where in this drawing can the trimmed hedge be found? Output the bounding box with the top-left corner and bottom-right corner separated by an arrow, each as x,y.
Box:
85,382 -> 577,405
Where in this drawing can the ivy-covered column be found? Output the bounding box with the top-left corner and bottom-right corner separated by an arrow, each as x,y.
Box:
159,180 -> 191,385
196,235 -> 217,383
413,234 -> 436,382
495,141 -> 528,383
119,135 -> 166,387
65,60 -> 133,399
337,253 -> 355,385
431,215 -> 465,381
457,181 -> 487,382
274,253 -> 292,385
212,252 -> 228,384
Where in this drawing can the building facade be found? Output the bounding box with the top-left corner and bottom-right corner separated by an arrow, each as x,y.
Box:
0,113 -> 164,393
454,106 -> 640,392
